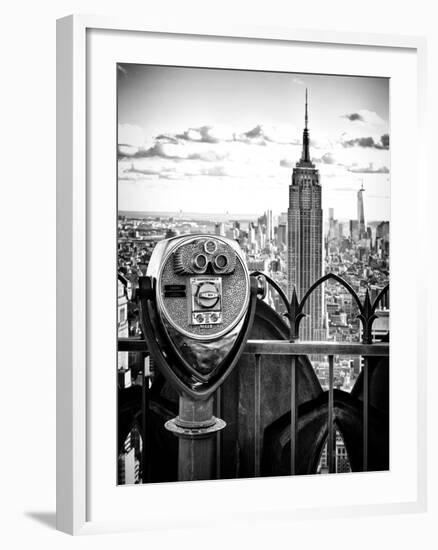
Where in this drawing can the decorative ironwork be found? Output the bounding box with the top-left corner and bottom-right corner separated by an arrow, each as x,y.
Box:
251,271 -> 389,344
118,272 -> 390,481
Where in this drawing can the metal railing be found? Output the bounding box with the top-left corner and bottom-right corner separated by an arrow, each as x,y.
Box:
118,337 -> 389,476
245,340 -> 389,474
118,272 -> 389,478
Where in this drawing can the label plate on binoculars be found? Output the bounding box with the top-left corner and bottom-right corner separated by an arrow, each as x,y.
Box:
190,276 -> 222,326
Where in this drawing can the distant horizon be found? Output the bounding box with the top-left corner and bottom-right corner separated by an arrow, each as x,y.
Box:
118,209 -> 389,225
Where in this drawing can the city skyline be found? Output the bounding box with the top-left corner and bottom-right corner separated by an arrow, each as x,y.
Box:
118,65 -> 390,221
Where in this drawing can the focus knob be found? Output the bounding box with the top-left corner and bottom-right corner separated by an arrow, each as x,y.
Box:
196,282 -> 220,309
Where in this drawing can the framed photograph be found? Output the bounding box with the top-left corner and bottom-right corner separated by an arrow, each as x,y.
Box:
57,15 -> 427,535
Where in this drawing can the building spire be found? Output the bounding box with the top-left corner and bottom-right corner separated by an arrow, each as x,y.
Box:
305,87 -> 308,129
300,88 -> 311,163
357,179 -> 366,239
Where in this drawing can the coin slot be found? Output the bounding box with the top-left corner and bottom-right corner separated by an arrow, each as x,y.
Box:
204,240 -> 218,254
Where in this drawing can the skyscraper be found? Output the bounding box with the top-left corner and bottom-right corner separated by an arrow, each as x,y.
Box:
357,182 -> 366,239
215,222 -> 225,236
277,212 -> 287,246
287,90 -> 323,341
265,210 -> 274,243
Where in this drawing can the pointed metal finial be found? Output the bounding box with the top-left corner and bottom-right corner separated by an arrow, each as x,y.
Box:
305,88 -> 308,129
300,88 -> 311,163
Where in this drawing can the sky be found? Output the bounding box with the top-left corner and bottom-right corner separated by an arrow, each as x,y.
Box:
117,64 -> 390,222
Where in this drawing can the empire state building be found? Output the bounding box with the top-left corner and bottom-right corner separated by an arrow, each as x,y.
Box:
287,90 -> 324,341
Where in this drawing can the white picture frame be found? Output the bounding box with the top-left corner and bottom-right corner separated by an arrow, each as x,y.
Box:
56,15 -> 428,535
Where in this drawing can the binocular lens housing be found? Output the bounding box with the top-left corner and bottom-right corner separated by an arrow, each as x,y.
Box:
193,253 -> 208,271
214,254 -> 228,270
192,252 -> 229,273
173,238 -> 236,276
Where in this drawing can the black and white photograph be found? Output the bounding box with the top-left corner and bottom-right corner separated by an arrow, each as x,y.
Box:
116,64 -> 390,484
2,0 -> 435,544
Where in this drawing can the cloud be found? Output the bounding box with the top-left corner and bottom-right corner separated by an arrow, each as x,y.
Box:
118,150 -> 243,181
130,141 -> 230,162
158,123 -> 301,147
238,124 -> 300,146
118,123 -> 302,166
343,136 -> 375,148
176,125 -> 235,144
118,118 -> 391,186
118,145 -> 140,157
347,163 -> 389,174
118,160 -> 163,181
343,113 -> 363,122
342,134 -> 389,150
198,165 -> 230,177
342,110 -> 386,126
154,133 -> 180,144
293,77 -> 305,86
190,149 -> 230,162
243,125 -> 268,140
123,164 -> 160,177
380,133 -> 389,148
314,152 -> 336,165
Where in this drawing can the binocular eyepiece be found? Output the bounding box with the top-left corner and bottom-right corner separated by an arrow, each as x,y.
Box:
174,237 -> 236,276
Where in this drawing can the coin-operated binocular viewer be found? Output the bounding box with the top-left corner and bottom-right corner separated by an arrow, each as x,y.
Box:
137,235 -> 258,481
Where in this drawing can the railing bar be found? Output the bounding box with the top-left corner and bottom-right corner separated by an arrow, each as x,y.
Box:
141,366 -> 149,483
328,355 -> 335,474
244,341 -> 389,356
290,355 -> 297,476
118,338 -> 389,357
254,354 -> 262,477
215,387 -> 222,480
363,356 -> 369,471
